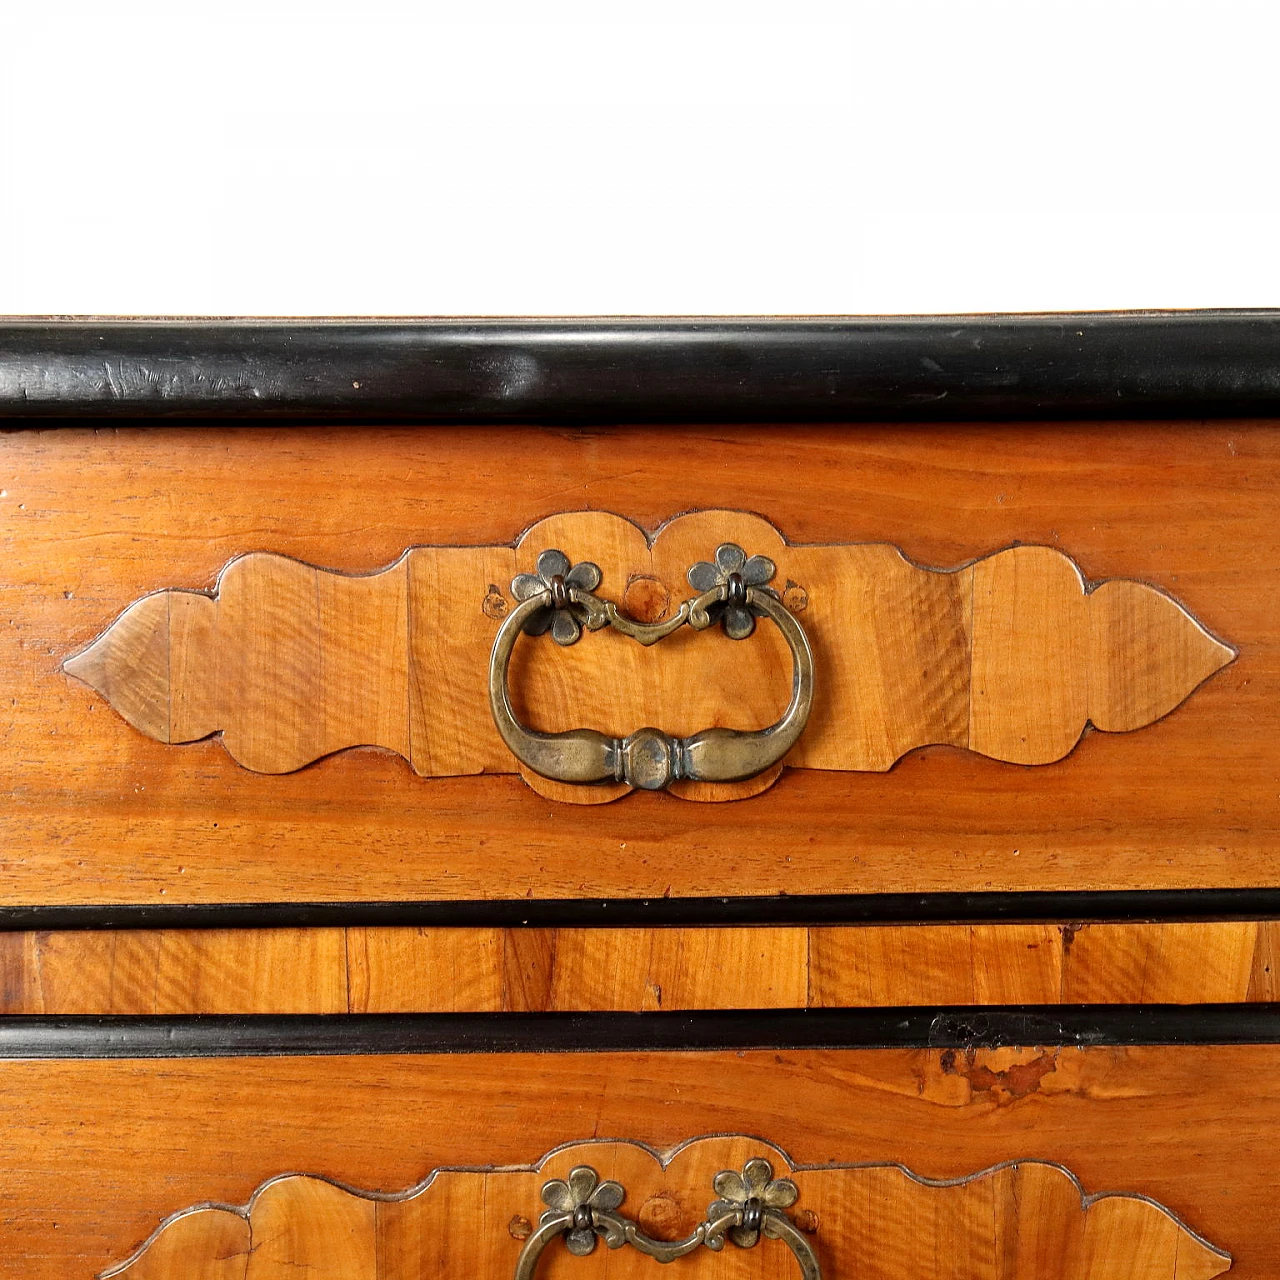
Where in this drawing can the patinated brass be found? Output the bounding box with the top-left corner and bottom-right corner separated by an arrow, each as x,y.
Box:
513,1160 -> 821,1279
488,544 -> 815,790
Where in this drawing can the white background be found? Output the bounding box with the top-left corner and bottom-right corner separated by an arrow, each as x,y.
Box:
2,0 -> 1277,316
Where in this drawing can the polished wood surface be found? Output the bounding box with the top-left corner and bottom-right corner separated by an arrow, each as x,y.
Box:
3,1046 -> 1275,1278
1,922 -> 1277,1012
2,422 -> 1276,901
109,1135 -> 1229,1280
63,513 -> 1230,801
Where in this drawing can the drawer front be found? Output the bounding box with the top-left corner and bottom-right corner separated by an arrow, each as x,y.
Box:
1,1041 -> 1272,1278
2,417 -> 1276,909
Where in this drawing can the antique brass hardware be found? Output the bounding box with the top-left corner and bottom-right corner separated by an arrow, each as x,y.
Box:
513,1159 -> 821,1278
488,544 -> 815,790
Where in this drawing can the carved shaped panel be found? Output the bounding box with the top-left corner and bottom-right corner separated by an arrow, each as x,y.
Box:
66,511 -> 1234,803
104,1136 -> 1230,1279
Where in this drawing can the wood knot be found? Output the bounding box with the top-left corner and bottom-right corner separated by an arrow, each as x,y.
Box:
794,1208 -> 820,1234
637,1191 -> 687,1241
483,585 -> 508,620
507,1214 -> 532,1240
622,573 -> 670,623
782,580 -> 809,613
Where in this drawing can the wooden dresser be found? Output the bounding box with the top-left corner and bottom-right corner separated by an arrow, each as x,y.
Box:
3,314 -> 1280,1278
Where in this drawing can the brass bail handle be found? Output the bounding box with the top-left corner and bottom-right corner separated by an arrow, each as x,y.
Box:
488,543 -> 815,791
513,1160 -> 821,1279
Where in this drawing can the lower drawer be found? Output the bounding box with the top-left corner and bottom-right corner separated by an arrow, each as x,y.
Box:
4,1041 -> 1277,1278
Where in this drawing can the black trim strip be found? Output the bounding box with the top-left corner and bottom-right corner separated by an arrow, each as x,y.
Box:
4,312 -> 1280,423
4,889 -> 1280,932
1,1006 -> 1277,1057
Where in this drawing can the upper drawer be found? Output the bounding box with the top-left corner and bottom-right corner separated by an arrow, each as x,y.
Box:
2,316 -> 1278,914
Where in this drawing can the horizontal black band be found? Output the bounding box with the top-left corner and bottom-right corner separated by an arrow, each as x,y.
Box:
1,1005 -> 1277,1057
3,312 -> 1280,422
3,889 -> 1280,932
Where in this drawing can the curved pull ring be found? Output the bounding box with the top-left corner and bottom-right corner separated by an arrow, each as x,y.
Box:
513,1161 -> 821,1279
488,545 -> 815,791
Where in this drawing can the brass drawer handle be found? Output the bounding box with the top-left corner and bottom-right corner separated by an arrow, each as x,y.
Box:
514,1159 -> 821,1278
489,543 -> 815,790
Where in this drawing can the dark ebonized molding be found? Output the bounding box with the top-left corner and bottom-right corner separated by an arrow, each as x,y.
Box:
3,312 -> 1280,423
4,888 -> 1280,932
1,1005 -> 1277,1058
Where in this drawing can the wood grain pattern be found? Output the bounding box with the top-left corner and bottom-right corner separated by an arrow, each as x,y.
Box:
106,1136 -> 1229,1280
2,1047 -> 1274,1278
3,922 -> 1279,1013
63,513 -> 1232,801
110,1209 -> 249,1280
2,422 -> 1277,900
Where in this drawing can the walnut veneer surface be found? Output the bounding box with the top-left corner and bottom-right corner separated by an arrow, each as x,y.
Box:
1,421 -> 1276,902
3,1048 -> 1277,1279
109,1136 -> 1228,1280
4,415 -> 1278,1277
63,513 -> 1230,798
3,922 -> 1279,1012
